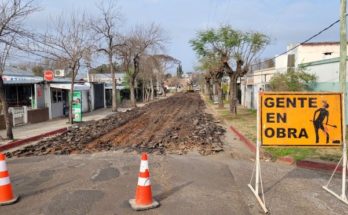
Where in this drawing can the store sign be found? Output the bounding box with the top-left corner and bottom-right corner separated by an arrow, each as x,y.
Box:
260,92 -> 343,147
44,70 -> 54,81
72,91 -> 82,122
2,75 -> 42,81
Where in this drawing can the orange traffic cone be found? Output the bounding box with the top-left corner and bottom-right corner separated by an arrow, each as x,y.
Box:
0,153 -> 19,206
129,153 -> 159,211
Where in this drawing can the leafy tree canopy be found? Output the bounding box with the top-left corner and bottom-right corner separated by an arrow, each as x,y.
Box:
268,68 -> 317,91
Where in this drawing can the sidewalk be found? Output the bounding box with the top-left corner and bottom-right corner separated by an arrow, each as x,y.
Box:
0,94 -> 173,149
0,107 -> 123,147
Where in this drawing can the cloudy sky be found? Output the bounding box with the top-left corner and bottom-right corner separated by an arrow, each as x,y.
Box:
24,0 -> 342,73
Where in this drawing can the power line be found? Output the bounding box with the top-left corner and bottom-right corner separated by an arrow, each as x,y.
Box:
251,14 -> 347,68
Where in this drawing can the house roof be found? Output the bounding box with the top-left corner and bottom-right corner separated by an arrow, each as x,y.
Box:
301,42 -> 342,46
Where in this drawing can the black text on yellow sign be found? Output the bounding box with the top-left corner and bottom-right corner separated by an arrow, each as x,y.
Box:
260,92 -> 343,147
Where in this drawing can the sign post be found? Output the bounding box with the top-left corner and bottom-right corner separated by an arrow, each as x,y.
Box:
322,0 -> 348,204
322,93 -> 348,204
249,92 -> 344,213
248,92 -> 268,213
72,91 -> 82,122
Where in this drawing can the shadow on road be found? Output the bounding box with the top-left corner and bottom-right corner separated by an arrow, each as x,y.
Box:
154,181 -> 193,201
20,180 -> 73,199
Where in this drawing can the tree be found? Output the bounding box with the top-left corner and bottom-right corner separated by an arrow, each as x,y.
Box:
268,68 -> 317,91
90,0 -> 122,112
89,63 -> 119,74
164,73 -> 172,79
0,0 -> 38,139
117,24 -> 166,107
42,13 -> 93,124
195,53 -> 224,108
32,65 -> 44,76
190,26 -> 269,114
176,64 -> 183,78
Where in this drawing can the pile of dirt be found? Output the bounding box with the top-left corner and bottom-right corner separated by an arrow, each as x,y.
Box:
6,93 -> 226,158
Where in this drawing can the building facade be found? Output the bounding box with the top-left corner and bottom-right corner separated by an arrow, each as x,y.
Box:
241,42 -> 347,110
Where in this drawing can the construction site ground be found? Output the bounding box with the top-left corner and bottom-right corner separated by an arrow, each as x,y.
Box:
2,93 -> 348,215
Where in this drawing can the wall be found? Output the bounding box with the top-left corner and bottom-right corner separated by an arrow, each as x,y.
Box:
27,108 -> 49,124
302,59 -> 348,124
295,44 -> 341,66
82,91 -> 89,112
51,102 -> 64,118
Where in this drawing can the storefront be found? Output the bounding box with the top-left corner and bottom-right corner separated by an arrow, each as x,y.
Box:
46,82 -> 91,119
2,75 -> 44,108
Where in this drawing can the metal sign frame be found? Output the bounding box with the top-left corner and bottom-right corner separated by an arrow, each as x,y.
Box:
249,92 -> 348,214
322,93 -> 348,205
248,92 -> 268,213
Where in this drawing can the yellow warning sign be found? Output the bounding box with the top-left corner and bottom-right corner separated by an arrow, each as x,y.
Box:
260,92 -> 343,147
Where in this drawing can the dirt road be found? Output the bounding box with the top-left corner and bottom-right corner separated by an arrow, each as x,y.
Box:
6,93 -> 225,157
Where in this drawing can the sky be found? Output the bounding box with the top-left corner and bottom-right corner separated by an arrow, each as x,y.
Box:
22,0 -> 343,73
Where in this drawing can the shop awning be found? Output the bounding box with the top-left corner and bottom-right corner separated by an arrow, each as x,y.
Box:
50,83 -> 90,91
3,75 -> 43,84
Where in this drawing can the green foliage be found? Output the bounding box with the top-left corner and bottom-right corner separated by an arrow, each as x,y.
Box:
32,65 -> 44,76
176,64 -> 183,78
265,148 -> 316,161
165,73 -> 172,79
268,68 -> 317,91
90,63 -> 118,74
189,25 -> 270,63
222,82 -> 229,94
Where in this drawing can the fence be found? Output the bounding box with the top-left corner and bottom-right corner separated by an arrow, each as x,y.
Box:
8,107 -> 26,127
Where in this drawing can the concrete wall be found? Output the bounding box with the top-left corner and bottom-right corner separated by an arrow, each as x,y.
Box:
51,102 -> 64,118
294,44 -> 341,67
27,108 -> 49,124
82,91 -> 89,112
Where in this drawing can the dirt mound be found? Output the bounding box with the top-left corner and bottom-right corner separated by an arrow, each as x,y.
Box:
6,93 -> 225,157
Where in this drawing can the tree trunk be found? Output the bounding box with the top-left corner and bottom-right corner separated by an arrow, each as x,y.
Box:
229,74 -> 239,115
130,77 -> 136,107
206,80 -> 212,100
0,76 -> 13,139
142,80 -> 145,102
110,54 -> 117,112
69,70 -> 75,124
135,79 -> 139,101
150,78 -> 154,101
215,79 -> 224,108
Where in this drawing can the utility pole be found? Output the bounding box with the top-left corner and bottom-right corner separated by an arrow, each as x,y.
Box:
339,0 -> 347,201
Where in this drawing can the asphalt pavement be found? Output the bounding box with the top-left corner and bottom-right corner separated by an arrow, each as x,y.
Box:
1,149 -> 348,215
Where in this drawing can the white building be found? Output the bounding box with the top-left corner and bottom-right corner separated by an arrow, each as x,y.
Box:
241,42 -> 347,109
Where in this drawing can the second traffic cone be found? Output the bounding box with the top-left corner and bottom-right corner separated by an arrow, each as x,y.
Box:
0,153 -> 19,206
129,153 -> 159,211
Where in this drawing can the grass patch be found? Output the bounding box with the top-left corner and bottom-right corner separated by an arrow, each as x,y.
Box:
265,148 -> 316,161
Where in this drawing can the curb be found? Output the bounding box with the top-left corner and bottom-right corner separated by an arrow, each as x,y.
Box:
229,125 -> 341,172
229,126 -> 256,153
0,127 -> 68,152
296,160 -> 343,173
